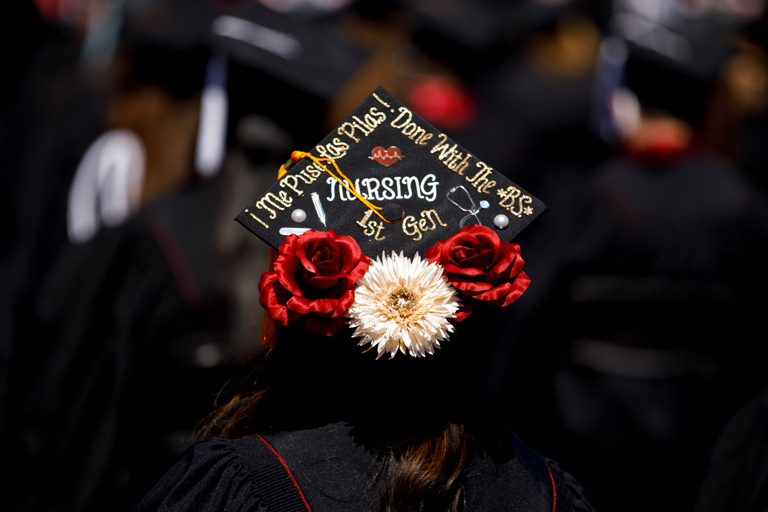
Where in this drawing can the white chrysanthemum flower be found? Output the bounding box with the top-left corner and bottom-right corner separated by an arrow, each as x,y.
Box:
347,251 -> 460,359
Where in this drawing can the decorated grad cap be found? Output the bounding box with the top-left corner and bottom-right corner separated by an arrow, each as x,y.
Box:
236,87 -> 547,358
237,87 -> 546,255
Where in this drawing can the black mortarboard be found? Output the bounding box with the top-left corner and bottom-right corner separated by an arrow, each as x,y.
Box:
404,0 -> 576,76
608,9 -> 736,127
236,87 -> 546,258
122,0 -> 367,101
121,0 -> 368,161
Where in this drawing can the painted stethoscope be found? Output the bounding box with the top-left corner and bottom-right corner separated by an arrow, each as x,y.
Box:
446,185 -> 490,227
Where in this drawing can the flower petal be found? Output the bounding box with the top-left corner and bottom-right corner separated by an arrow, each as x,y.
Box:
347,252 -> 459,359
258,272 -> 302,325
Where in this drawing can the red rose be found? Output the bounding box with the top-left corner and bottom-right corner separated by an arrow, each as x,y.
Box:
426,224 -> 530,321
259,230 -> 370,336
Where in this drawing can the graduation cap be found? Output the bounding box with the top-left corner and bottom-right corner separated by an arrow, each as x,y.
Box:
122,0 -> 366,100
120,0 -> 368,174
237,86 -> 545,254
236,87 -> 546,358
607,6 -> 737,127
404,0 -> 577,76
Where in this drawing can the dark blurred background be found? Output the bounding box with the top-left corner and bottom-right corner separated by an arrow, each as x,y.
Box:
1,0 -> 767,511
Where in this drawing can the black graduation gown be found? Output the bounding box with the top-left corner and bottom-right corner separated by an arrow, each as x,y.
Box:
0,184 -> 231,512
694,387 -> 768,512
133,422 -> 596,512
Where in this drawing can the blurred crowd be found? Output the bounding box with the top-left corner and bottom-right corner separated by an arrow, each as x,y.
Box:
1,0 -> 767,511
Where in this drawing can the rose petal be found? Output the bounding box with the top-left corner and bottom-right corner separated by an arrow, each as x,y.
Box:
304,274 -> 341,291
425,243 -> 443,264
273,238 -> 304,296
287,295 -> 339,314
447,277 -> 493,295
441,262 -> 488,277
302,314 -> 345,337
258,272 -> 302,325
487,243 -> 521,281
452,299 -> 477,322
344,258 -> 370,287
296,233 -> 367,290
471,225 -> 501,251
472,272 -> 530,306
499,271 -> 530,306
456,247 -> 495,271
333,289 -> 357,314
472,281 -> 513,305
307,241 -> 341,276
334,234 -> 365,269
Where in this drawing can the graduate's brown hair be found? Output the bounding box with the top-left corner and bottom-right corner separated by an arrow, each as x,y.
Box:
197,315 -> 505,512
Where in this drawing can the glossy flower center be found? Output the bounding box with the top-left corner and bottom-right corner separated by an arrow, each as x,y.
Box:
388,288 -> 417,316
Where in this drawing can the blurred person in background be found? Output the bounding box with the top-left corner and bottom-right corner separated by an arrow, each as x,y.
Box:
488,2 -> 768,511
0,0 -> 359,510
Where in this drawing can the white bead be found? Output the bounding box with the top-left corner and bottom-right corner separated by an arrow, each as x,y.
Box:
493,214 -> 509,230
291,209 -> 307,223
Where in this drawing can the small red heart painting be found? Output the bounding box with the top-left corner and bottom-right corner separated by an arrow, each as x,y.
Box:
370,146 -> 403,166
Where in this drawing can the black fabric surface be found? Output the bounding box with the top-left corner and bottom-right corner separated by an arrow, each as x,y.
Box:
694,387 -> 768,512
123,0 -> 368,101
490,150 -> 768,512
133,422 -> 595,512
0,185 -> 228,512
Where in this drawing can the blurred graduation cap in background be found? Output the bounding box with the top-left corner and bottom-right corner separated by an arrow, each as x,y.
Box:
122,0 -> 367,99
65,0 -> 370,244
121,0 -> 369,175
3,4 -> 371,511
618,14 -> 734,126
592,0 -> 745,142
403,0 -> 584,76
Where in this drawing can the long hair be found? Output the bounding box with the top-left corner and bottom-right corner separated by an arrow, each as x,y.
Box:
199,312 -> 503,512
380,422 -> 469,512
